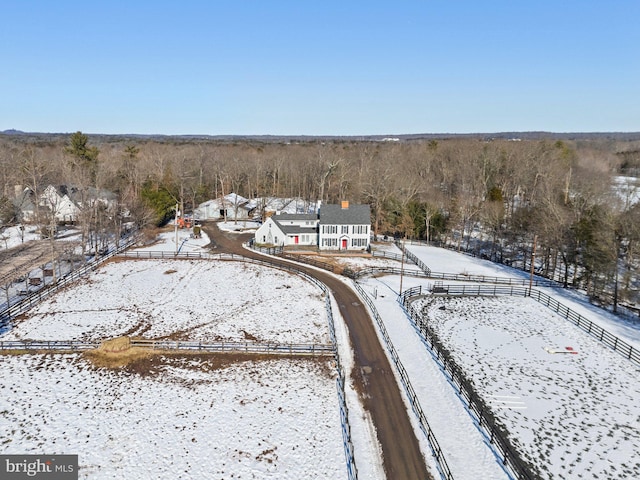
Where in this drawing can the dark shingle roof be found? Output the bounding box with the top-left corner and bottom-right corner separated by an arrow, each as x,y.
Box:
273,213 -> 318,221
272,218 -> 317,235
319,204 -> 370,225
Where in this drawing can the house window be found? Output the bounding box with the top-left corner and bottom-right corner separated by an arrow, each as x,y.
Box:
341,225 -> 348,234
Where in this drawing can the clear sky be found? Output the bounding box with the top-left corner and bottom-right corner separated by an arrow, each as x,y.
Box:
1,1 -> 638,136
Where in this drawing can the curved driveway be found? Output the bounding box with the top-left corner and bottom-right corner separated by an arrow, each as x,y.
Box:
202,222 -> 432,480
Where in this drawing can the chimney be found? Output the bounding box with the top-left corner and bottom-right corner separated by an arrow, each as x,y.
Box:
341,200 -> 349,209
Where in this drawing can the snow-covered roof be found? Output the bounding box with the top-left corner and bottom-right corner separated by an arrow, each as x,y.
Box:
197,193 -> 253,210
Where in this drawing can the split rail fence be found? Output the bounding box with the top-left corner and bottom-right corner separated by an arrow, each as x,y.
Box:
0,339 -> 333,357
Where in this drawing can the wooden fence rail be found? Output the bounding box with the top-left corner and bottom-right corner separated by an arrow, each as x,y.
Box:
0,340 -> 98,351
0,339 -> 335,356
131,339 -> 335,356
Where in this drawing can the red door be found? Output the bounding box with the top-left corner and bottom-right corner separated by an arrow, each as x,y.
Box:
294,236 -> 299,244
341,239 -> 347,249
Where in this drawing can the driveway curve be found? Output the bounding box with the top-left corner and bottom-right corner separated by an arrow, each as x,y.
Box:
202,222 -> 432,480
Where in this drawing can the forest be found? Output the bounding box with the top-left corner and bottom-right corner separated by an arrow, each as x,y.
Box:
1,131 -> 639,310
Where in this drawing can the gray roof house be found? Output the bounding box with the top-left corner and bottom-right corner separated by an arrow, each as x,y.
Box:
254,201 -> 371,251
318,202 -> 371,251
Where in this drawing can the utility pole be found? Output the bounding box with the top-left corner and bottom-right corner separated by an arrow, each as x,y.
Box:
174,202 -> 179,255
399,238 -> 405,295
529,234 -> 537,293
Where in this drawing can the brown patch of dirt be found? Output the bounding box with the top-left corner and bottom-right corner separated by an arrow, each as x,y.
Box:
84,336 -> 151,369
241,329 -> 259,341
122,322 -> 152,337
84,346 -> 153,369
98,336 -> 131,353
83,345 -> 333,376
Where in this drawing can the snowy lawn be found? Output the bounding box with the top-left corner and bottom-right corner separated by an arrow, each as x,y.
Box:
3,259 -> 329,344
0,353 -> 343,480
418,294 -> 640,479
403,243 -> 640,349
1,228 -> 383,480
354,243 -> 640,479
0,225 -> 41,249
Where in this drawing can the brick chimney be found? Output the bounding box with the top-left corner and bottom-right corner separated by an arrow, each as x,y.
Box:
341,200 -> 349,209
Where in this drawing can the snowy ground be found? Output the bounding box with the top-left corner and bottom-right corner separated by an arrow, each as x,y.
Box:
5,227 -> 638,479
357,242 -> 640,480
419,295 -> 640,479
0,354 -> 343,480
1,259 -> 328,344
0,224 -> 41,249
1,228 -> 383,480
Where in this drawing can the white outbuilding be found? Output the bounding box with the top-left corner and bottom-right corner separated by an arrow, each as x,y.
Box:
194,193 -> 256,221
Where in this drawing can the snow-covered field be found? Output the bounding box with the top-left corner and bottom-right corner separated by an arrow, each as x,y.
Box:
5,226 -> 639,479
420,295 -> 640,479
0,229 -> 370,480
2,259 -> 328,344
358,242 -> 640,480
0,354 -> 342,480
0,224 -> 41,249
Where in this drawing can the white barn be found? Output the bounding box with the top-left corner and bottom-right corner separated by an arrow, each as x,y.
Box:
194,193 -> 256,221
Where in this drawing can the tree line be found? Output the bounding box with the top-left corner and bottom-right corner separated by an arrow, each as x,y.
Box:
0,132 -> 639,307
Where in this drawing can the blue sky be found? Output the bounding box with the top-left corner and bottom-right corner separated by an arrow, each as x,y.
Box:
1,1 -> 638,135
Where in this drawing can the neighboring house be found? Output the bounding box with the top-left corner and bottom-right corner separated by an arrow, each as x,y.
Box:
13,185 -> 119,224
39,185 -> 80,223
318,201 -> 371,251
254,201 -> 371,252
76,186 -> 119,212
254,213 -> 319,247
12,188 -> 37,222
194,193 -> 256,221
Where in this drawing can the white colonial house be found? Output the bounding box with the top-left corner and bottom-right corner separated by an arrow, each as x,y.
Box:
318,202 -> 371,251
254,201 -> 371,251
194,193 -> 256,221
